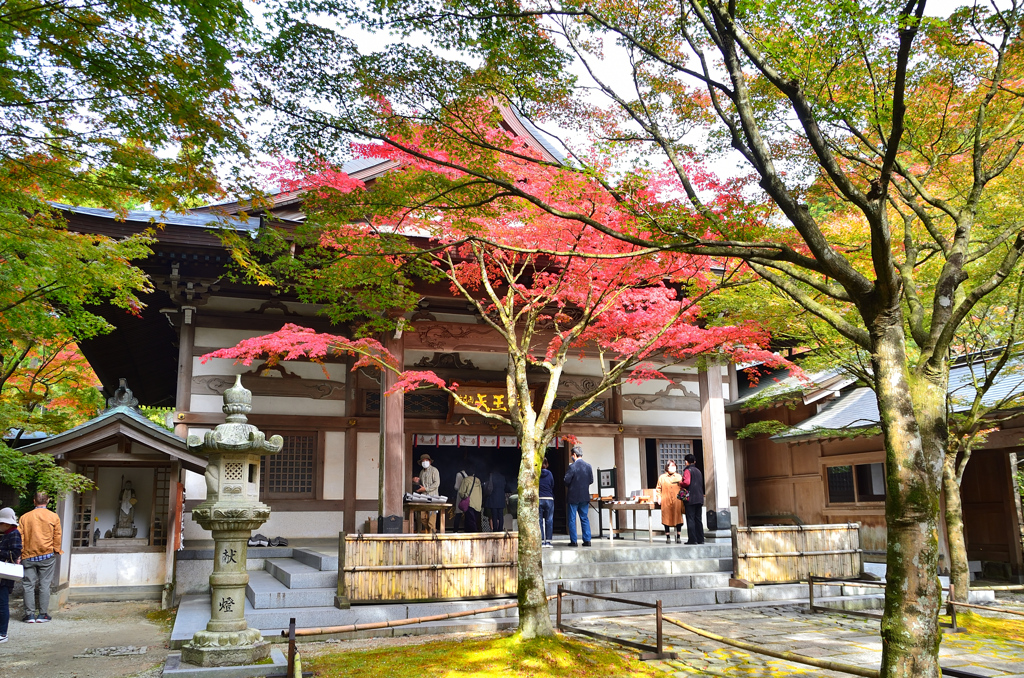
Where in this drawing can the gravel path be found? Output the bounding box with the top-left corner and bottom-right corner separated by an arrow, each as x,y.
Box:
0,600 -> 170,678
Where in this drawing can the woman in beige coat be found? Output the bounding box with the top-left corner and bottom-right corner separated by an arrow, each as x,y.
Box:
657,461 -> 684,543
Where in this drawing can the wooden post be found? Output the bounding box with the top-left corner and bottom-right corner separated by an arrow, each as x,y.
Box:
334,531 -> 350,609
382,332 -> 405,522
808,576 -> 815,613
656,599 -> 663,656
557,585 -> 563,630
173,312 -> 194,439
287,617 -> 296,677
948,583 -> 958,632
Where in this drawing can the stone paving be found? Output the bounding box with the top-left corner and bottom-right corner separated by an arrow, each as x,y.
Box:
567,603 -> 1024,677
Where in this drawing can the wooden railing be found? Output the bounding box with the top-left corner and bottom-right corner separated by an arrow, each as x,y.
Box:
732,523 -> 863,585
336,532 -> 517,605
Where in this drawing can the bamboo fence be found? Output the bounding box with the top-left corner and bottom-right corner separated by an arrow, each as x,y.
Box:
733,523 -> 863,584
342,532 -> 518,603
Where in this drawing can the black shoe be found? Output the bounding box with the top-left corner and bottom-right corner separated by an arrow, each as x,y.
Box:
567,542 -> 579,547
248,533 -> 269,547
23,614 -> 35,623
582,541 -> 591,547
269,537 -> 288,547
36,614 -> 51,623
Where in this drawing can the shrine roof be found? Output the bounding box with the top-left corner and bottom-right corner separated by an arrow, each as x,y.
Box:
52,203 -> 260,232
770,356 -> 1024,443
726,366 -> 853,412
18,406 -> 206,473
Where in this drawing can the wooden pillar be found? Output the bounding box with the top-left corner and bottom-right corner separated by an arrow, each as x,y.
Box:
343,358 -> 358,534
381,332 -> 405,519
698,362 -> 730,521
174,309 -> 195,439
1007,452 -> 1024,579
610,380 -> 626,500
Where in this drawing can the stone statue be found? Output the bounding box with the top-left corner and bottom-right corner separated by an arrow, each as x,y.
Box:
112,476 -> 138,538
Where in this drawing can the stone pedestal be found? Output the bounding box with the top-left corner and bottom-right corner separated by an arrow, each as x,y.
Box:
180,375 -> 283,668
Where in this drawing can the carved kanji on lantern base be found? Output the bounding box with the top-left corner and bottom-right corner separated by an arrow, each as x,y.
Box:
180,374 -> 283,667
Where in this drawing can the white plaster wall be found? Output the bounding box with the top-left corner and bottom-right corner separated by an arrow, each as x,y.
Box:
70,552 -> 166,588
189,394 -> 344,417
355,432 -> 381,500
182,510 -> 344,540
94,466 -> 155,539
560,356 -> 606,377
578,436 -> 615,477
194,327 -> 268,348
323,432 -> 345,500
622,410 -> 703,427
620,379 -> 681,396
623,437 -> 643,494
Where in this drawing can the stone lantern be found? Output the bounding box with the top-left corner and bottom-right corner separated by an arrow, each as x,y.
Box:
181,375 -> 283,667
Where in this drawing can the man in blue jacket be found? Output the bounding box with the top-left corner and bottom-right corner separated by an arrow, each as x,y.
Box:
563,445 -> 594,547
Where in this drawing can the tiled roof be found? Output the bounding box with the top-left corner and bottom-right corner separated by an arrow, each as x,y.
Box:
772,358 -> 1024,442
18,406 -> 186,453
53,203 -> 260,232
726,366 -> 853,411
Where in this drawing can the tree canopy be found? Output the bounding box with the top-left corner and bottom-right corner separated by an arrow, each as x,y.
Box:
247,0 -> 1024,673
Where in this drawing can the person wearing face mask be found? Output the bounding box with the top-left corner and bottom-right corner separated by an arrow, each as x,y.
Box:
657,461 -> 684,544
412,454 -> 442,533
413,454 -> 440,496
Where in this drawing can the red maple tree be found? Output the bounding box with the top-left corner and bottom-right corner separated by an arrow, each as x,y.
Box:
210,130 -> 785,636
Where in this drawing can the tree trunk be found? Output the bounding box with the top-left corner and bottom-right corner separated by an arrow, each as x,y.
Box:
943,451 -> 970,604
515,433 -> 553,638
871,321 -> 944,678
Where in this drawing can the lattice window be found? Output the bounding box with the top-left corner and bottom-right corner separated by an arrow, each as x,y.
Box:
554,399 -> 608,421
72,465 -> 98,548
826,466 -> 856,503
260,433 -> 317,497
657,440 -> 692,473
364,390 -> 449,417
151,467 -> 171,547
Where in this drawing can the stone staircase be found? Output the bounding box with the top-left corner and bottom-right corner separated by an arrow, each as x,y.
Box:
170,539 -> 873,647
542,541 -> 846,614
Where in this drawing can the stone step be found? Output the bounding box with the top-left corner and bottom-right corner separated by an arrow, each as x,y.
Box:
541,542 -> 730,565
246,571 -> 337,609
545,571 -> 732,595
543,556 -> 731,580
547,583 -> 848,615
265,558 -> 338,589
292,548 -> 339,572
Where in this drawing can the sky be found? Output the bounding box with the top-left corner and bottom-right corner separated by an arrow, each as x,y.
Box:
239,0 -> 997,194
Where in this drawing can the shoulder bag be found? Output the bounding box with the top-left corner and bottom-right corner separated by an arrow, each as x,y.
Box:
0,537 -> 23,581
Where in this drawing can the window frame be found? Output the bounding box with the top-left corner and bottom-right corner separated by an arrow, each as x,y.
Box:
821,452 -> 886,508
258,430 -> 325,501
656,439 -> 694,475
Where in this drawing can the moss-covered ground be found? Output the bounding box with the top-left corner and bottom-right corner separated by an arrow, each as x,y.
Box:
303,633 -> 662,678
943,612 -> 1024,644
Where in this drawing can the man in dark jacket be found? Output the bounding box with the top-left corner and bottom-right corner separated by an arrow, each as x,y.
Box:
682,454 -> 705,545
563,445 -> 594,546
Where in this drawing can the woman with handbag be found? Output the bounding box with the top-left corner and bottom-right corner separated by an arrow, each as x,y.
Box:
656,461 -> 684,544
456,470 -> 483,532
0,506 -> 23,643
